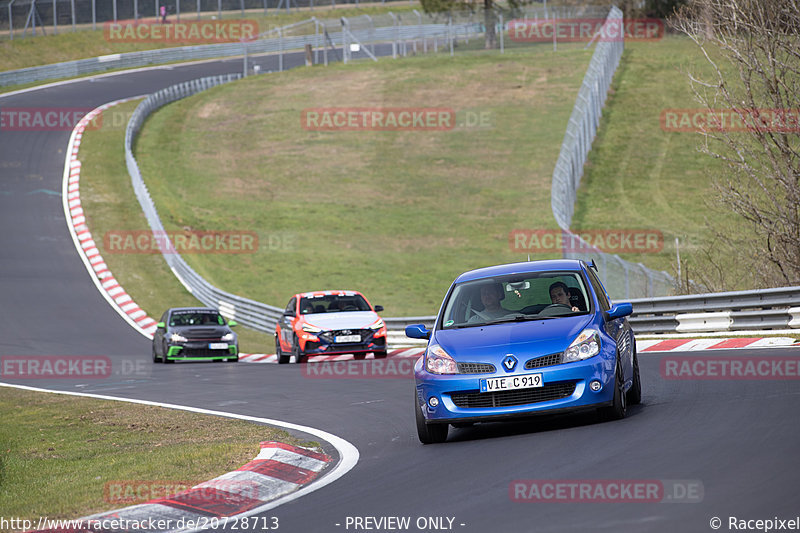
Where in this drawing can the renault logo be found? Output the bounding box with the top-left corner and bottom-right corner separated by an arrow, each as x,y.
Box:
502,354 -> 517,372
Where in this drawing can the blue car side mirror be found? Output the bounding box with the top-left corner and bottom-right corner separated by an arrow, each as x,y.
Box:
606,302 -> 633,320
405,324 -> 431,340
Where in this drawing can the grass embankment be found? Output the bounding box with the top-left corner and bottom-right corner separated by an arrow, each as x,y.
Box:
130,44 -> 593,320
0,386 -> 316,526
572,35 -> 736,282
0,3 -> 419,73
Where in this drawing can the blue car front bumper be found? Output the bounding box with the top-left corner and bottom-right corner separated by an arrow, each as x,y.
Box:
415,354 -> 617,424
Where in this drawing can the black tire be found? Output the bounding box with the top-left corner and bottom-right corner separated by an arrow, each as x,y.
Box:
353,353 -> 366,360
626,349 -> 642,405
374,350 -> 388,359
293,341 -> 306,364
415,391 -> 448,444
600,356 -> 627,421
276,337 -> 290,364
152,343 -> 159,363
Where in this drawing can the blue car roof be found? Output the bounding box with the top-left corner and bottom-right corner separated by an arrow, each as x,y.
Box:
454,260 -> 586,283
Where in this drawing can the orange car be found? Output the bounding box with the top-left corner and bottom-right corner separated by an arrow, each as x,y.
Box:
274,290 -> 388,364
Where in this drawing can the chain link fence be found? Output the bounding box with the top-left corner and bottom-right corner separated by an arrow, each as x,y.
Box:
0,0 -> 411,38
549,5 -> 676,299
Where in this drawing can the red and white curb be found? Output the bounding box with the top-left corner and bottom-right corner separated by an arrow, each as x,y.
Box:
239,347 -> 425,364
237,338 -> 798,363
4,383 -> 359,533
62,97 -> 160,340
637,337 -> 797,353
75,442 -> 331,532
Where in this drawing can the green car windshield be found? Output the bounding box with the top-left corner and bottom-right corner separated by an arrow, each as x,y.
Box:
440,271 -> 591,329
169,311 -> 226,327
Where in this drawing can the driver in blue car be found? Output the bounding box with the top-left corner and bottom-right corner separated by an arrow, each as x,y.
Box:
549,281 -> 580,312
469,283 -> 509,323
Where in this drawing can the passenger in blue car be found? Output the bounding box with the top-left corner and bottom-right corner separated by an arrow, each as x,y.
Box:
549,281 -> 580,312
468,283 -> 509,323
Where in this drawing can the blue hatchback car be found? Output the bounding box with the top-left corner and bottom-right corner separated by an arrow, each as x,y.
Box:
406,259 -> 640,444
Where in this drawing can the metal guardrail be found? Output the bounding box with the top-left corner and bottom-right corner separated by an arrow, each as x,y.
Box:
628,286 -> 800,334
125,73 -> 288,335
0,22 -> 474,86
548,5 -> 675,300
385,287 -> 800,335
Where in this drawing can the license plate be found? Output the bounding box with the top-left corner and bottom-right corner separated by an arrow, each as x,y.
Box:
335,335 -> 361,343
209,343 -> 228,350
480,373 -> 543,393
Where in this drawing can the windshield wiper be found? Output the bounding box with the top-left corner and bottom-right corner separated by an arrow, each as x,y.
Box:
487,315 -> 558,324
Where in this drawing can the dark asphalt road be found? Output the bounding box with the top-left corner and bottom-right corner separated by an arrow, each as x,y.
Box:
1,50 -> 799,533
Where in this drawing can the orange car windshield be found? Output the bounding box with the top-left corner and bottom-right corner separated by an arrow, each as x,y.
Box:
299,295 -> 371,314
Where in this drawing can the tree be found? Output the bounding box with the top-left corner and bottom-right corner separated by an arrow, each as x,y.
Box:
419,0 -> 506,49
669,0 -> 800,287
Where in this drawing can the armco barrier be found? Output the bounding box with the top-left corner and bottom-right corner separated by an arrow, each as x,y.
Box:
125,73 -> 286,334
388,287 -> 800,335
628,286 -> 800,334
1,21 -> 473,87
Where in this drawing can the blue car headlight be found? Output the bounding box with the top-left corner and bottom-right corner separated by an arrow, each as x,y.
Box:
425,344 -> 458,375
563,328 -> 600,363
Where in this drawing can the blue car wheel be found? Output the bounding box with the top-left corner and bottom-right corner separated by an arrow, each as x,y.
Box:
600,356 -> 627,421
626,349 -> 642,405
415,390 -> 449,444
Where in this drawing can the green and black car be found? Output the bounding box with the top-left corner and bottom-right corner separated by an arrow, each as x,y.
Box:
152,307 -> 238,363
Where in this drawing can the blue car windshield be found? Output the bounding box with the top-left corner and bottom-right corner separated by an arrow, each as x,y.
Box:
440,271 -> 591,329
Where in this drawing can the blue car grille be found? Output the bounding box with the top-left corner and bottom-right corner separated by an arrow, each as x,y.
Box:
450,382 -> 576,408
457,362 -> 496,374
524,352 -> 563,369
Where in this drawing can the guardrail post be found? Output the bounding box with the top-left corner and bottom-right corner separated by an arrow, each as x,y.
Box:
448,13 -> 453,56
70,0 -> 75,30
242,39 -> 248,77
341,17 -> 349,64
365,14 -> 375,56
324,29 -> 329,65
278,27 -> 283,71
389,11 -> 397,58
313,17 -> 320,65
196,0 -> 200,20
8,0 -> 14,40
499,12 -> 504,54
91,0 -> 96,30
133,0 -> 137,22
